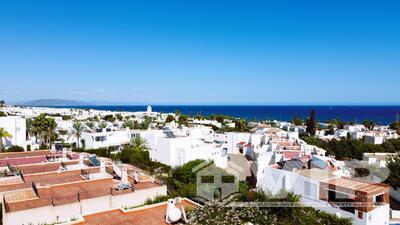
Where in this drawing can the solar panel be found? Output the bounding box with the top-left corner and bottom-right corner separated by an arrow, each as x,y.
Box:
88,155 -> 100,166
164,130 -> 176,138
279,159 -> 305,171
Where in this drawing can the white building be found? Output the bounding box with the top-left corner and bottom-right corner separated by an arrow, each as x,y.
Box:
257,166 -> 390,225
81,128 -> 131,149
140,127 -> 228,168
0,116 -> 27,150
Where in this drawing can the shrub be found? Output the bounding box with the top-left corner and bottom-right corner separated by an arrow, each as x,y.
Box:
6,145 -> 25,152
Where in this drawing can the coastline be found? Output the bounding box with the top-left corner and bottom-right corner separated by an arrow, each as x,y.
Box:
12,105 -> 400,125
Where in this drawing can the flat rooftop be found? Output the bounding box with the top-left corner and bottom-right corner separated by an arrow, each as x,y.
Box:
321,177 -> 389,196
297,168 -> 336,181
75,198 -> 198,225
0,150 -> 54,160
3,176 -> 163,212
0,169 -> 85,193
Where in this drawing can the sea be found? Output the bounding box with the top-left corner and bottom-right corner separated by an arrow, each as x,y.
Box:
49,105 -> 400,125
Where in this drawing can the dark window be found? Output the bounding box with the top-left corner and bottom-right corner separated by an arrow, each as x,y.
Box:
358,211 -> 363,219
201,176 -> 214,183
221,175 -> 235,183
375,194 -> 384,204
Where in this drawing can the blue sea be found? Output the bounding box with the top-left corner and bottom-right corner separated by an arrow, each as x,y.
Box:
49,105 -> 400,125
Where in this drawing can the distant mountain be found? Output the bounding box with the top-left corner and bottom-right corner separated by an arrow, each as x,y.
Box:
22,99 -> 90,106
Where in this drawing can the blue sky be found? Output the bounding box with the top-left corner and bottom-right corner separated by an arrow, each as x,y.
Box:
0,0 -> 399,105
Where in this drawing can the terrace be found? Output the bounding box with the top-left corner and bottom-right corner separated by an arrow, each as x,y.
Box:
320,177 -> 389,214
3,174 -> 163,213
74,198 -> 198,225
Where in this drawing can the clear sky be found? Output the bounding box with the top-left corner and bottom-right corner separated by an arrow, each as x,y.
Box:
0,0 -> 399,105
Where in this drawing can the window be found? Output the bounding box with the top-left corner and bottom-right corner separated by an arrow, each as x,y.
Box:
358,211 -> 363,219
95,136 -> 106,142
304,181 -> 316,198
374,194 -> 384,205
221,175 -> 235,183
201,176 -> 214,183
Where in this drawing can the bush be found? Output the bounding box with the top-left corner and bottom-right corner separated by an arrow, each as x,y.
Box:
301,135 -> 393,160
73,147 -> 111,158
6,145 -> 25,152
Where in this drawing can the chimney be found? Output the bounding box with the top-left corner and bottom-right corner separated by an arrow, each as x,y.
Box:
100,160 -> 106,173
79,153 -> 84,165
307,159 -> 313,169
121,168 -> 129,185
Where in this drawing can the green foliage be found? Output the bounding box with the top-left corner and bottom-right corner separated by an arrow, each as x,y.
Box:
386,153 -> 400,189
325,118 -> 351,129
301,135 -> 400,160
165,115 -> 175,123
363,120 -> 375,130
115,114 -> 123,121
172,159 -> 206,184
61,115 -> 72,121
32,113 -> 57,148
292,117 -> 304,126
72,122 -> 85,148
178,114 -> 189,126
390,121 -> 400,134
301,135 -> 389,160
98,121 -> 108,129
119,136 -> 170,174
85,121 -> 95,131
0,127 -> 12,151
306,109 -> 316,136
73,147 -> 112,158
122,120 -> 134,129
189,190 -> 351,225
5,145 -> 25,152
103,114 -> 115,122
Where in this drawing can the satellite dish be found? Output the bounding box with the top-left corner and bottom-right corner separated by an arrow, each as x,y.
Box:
167,207 -> 181,222
166,199 -> 181,223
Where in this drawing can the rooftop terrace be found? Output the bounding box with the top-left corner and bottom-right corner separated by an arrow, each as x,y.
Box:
75,198 -> 198,225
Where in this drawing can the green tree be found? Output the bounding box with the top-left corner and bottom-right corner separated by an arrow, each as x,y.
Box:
386,153 -> 400,189
390,121 -> 400,134
178,114 -> 188,126
85,121 -> 95,131
0,127 -> 12,152
165,115 -> 175,123
0,100 -> 5,108
129,136 -> 150,151
122,120 -> 134,129
292,117 -> 304,126
72,122 -> 85,148
306,109 -> 316,136
363,120 -> 375,130
103,114 -> 115,122
98,121 -> 108,129
32,114 -> 57,148
115,114 -> 123,121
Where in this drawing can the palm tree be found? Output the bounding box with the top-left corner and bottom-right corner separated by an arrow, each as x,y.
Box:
85,121 -> 95,131
129,136 -> 150,151
363,120 -> 375,131
98,121 -> 108,129
26,118 -> 33,139
72,122 -> 85,148
32,114 -> 57,148
0,127 -> 12,152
